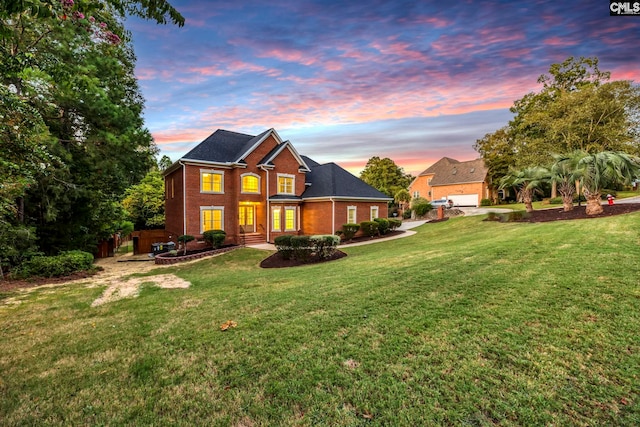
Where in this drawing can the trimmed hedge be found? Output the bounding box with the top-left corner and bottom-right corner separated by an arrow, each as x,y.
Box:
203,229 -> 226,249
274,235 -> 294,260
360,221 -> 379,238
274,234 -> 340,262
339,223 -> 360,241
373,218 -> 390,235
412,201 -> 432,217
388,218 -> 402,231
14,250 -> 94,279
310,235 -> 340,259
290,235 -> 313,262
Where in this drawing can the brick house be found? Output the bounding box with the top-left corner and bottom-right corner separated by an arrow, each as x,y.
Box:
163,128 -> 392,246
408,157 -> 491,207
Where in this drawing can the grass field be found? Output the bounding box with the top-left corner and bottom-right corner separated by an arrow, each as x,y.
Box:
1,213 -> 639,426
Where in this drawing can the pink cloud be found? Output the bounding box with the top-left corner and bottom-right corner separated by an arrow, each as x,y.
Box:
543,36 -> 577,47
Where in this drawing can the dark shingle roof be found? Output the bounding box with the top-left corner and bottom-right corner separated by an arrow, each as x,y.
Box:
182,129 -> 272,163
426,158 -> 488,186
302,160 -> 392,200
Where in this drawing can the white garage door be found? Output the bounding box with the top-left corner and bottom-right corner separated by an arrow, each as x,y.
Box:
448,194 -> 478,207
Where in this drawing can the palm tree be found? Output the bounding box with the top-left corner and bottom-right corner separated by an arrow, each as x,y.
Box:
549,153 -> 578,212
499,167 -> 549,213
569,151 -> 640,215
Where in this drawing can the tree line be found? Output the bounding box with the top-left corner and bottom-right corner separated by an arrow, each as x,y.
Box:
0,1 -> 183,274
475,56 -> 640,213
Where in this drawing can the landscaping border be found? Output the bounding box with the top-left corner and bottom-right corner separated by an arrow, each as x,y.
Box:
154,246 -> 238,265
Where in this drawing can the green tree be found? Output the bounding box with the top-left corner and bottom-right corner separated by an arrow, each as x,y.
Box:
476,57 -> 640,180
549,153 -> 578,212
473,127 -> 516,195
499,167 -> 548,213
158,155 -> 173,171
359,156 -> 413,198
0,0 -> 183,254
569,151 -> 640,215
394,189 -> 411,214
122,169 -> 165,230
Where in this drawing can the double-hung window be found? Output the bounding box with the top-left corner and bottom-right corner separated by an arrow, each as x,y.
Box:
347,206 -> 357,224
271,207 -> 281,231
201,207 -> 224,233
277,174 -> 295,195
370,206 -> 379,221
201,170 -> 223,193
284,207 -> 296,231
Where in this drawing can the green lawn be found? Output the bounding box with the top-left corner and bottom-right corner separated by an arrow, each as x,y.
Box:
1,214 -> 639,426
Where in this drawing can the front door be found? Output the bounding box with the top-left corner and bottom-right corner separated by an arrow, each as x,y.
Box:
238,205 -> 256,233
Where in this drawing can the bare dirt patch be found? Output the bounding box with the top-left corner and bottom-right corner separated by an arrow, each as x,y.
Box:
1,253 -> 201,307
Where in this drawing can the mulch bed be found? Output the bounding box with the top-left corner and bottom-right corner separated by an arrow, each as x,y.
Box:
260,250 -> 348,268
515,202 -> 640,222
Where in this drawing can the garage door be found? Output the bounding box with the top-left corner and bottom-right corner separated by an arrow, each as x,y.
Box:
448,194 -> 478,207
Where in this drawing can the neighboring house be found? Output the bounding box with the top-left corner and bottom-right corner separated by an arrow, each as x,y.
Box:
163,128 -> 392,246
408,157 -> 491,207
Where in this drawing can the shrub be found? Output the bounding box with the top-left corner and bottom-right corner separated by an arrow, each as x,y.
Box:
274,235 -> 294,259
480,198 -> 492,206
548,197 -> 563,205
412,201 -> 432,217
506,211 -> 527,222
373,218 -> 390,235
203,230 -> 226,249
486,212 -> 499,221
340,223 -> 360,241
601,190 -> 618,199
360,221 -> 379,238
290,235 -> 313,262
310,235 -> 340,259
388,218 -> 402,231
15,250 -> 94,279
402,209 -> 412,219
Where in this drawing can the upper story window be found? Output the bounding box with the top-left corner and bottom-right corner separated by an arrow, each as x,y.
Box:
241,173 -> 260,194
277,174 -> 295,195
412,191 -> 419,199
201,170 -> 224,193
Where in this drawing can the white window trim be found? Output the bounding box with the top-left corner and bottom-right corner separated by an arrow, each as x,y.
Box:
284,206 -> 297,231
347,205 -> 357,224
200,206 -> 224,234
271,206 -> 282,232
200,169 -> 224,194
241,172 -> 261,194
370,206 -> 379,221
277,173 -> 295,195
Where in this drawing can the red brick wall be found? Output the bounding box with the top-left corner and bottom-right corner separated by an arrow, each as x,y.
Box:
300,201 -> 331,235
164,167 -> 184,237
300,200 -> 389,237
408,174 -> 434,200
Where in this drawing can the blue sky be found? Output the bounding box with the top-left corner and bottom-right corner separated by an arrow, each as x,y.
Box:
127,0 -> 640,176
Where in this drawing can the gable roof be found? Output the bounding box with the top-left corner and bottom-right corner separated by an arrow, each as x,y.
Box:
426,158 -> 488,186
258,140 -> 310,171
181,129 -> 268,164
174,128 -> 309,171
302,159 -> 392,201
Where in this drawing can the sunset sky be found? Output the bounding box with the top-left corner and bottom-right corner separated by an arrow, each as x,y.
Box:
128,0 -> 640,176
